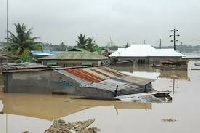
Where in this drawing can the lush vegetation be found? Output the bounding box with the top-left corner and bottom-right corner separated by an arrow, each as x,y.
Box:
6,23 -> 41,55
105,44 -> 118,50
76,34 -> 98,52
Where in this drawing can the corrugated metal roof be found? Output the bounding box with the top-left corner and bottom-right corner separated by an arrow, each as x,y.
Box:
110,45 -> 184,57
56,67 -> 154,97
40,49 -> 108,60
65,69 -> 104,82
4,69 -> 46,73
3,63 -> 48,71
60,67 -> 153,84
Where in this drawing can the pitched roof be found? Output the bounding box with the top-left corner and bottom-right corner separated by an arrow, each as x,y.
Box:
40,49 -> 108,60
110,45 -> 184,57
151,49 -> 184,57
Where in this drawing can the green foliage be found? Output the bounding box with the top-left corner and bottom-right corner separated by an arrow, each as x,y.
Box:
15,50 -> 34,63
76,34 -> 98,52
105,44 -> 118,50
33,44 -> 43,50
76,34 -> 88,49
6,23 -> 40,55
95,46 -> 102,54
85,37 -> 97,52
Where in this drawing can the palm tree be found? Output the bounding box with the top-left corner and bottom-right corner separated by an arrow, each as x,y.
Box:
86,37 -> 97,52
76,34 -> 88,49
6,23 -> 40,55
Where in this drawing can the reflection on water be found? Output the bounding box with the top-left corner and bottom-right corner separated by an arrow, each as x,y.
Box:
0,94 -> 151,120
110,62 -> 189,80
0,94 -> 151,133
0,61 -> 200,133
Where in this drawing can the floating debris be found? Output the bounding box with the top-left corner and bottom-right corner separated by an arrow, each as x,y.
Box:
162,118 -> 177,122
116,92 -> 172,103
45,119 -> 100,133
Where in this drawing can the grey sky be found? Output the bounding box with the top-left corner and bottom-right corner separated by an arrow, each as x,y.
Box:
0,0 -> 200,46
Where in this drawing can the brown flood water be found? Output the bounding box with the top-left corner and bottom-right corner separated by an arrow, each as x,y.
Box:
0,61 -> 200,133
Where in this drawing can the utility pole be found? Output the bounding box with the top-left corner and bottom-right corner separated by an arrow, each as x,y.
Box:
170,28 -> 180,50
159,39 -> 162,49
6,0 -> 9,64
6,0 -> 9,43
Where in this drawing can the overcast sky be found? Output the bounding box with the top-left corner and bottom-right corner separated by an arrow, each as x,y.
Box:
0,0 -> 200,46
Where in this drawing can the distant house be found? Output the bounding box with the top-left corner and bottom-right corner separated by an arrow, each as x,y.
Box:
110,45 -> 185,64
31,50 -> 61,58
39,48 -> 110,67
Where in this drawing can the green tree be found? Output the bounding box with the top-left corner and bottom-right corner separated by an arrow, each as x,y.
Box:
95,46 -> 102,55
76,34 -> 88,49
86,37 -> 97,52
6,23 -> 40,55
15,50 -> 34,63
105,44 -> 118,50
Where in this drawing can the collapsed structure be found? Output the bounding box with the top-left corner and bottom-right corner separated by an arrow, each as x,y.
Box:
2,63 -> 153,99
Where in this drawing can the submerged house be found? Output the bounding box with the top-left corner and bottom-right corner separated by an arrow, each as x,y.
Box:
2,63 -> 154,99
110,45 -> 185,64
39,48 -> 110,67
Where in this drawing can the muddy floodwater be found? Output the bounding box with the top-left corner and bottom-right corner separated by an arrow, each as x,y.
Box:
0,61 -> 200,133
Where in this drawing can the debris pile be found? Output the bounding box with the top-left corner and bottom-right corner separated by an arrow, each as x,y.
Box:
45,119 -> 100,133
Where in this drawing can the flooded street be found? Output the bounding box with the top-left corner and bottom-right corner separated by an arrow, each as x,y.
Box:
0,61 -> 200,133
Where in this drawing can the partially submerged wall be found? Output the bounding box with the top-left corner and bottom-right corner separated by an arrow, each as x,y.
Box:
4,70 -> 53,94
2,70 -> 116,98
3,70 -> 77,94
2,67 -> 154,99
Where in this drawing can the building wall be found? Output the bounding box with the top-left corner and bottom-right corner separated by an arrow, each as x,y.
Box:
2,70 -> 115,99
42,60 -> 109,67
114,57 -> 182,64
3,70 -> 78,94
149,57 -> 182,64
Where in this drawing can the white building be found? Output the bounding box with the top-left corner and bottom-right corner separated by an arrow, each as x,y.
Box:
110,45 -> 185,64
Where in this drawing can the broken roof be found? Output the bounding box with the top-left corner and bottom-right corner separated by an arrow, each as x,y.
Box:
58,67 -> 154,91
110,45 -> 184,57
39,48 -> 108,60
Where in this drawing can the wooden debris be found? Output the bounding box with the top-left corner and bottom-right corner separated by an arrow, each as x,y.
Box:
45,119 -> 100,133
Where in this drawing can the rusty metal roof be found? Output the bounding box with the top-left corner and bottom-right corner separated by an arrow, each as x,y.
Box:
60,67 -> 153,84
